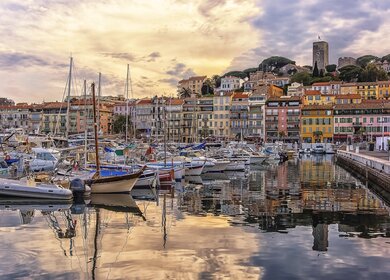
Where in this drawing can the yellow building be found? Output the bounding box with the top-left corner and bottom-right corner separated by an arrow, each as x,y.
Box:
340,83 -> 357,95
302,90 -> 335,105
377,81 -> 390,100
356,82 -> 377,100
334,94 -> 362,104
301,104 -> 333,143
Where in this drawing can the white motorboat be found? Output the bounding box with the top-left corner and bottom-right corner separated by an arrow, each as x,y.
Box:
313,145 -> 325,154
225,161 -> 246,171
0,178 -> 73,200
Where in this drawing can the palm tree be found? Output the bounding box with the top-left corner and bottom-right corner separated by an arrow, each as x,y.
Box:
313,130 -> 323,143
278,131 -> 286,142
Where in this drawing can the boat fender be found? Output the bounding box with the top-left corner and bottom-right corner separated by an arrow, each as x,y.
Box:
70,178 -> 86,194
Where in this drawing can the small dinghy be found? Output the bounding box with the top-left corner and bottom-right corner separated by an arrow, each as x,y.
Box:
0,178 -> 73,200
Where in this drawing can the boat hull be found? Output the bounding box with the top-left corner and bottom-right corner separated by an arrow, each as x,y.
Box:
203,161 -> 229,173
87,168 -> 144,194
0,180 -> 73,200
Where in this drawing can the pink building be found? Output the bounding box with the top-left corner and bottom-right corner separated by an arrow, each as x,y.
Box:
334,100 -> 390,143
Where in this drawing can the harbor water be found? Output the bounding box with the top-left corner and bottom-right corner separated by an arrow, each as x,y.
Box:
0,155 -> 389,279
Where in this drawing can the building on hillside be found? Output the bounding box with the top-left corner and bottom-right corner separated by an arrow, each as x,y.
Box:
230,93 -> 249,139
334,94 -> 362,104
311,82 -> 341,95
40,102 -> 68,135
197,96 -> 214,139
177,76 -> 207,96
302,90 -> 334,105
377,81 -> 390,99
301,104 -> 333,143
0,104 -> 31,132
181,97 -> 198,143
135,99 -> 153,138
313,40 -> 329,71
340,83 -> 357,95
338,57 -> 356,68
70,100 -> 113,135
219,76 -> 244,92
212,93 -> 232,139
265,96 -> 301,143
165,98 -> 184,142
248,93 -> 266,139
333,100 -> 390,143
252,83 -> 284,97
374,60 -> 390,73
287,82 -> 304,97
356,82 -> 377,100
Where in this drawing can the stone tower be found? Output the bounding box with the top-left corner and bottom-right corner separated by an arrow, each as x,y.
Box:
313,40 -> 329,72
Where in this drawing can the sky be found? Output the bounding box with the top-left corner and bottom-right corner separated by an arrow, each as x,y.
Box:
1,0 -> 390,103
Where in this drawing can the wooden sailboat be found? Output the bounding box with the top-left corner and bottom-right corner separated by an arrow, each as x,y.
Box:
86,82 -> 145,194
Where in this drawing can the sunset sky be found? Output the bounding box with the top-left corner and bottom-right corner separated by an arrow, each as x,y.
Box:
1,0 -> 390,103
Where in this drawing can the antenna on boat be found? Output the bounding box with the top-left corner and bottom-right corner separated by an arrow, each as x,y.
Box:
125,64 -> 129,144
66,56 -> 73,139
83,80 -> 88,168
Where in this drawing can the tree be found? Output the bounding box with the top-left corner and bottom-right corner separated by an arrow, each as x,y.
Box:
290,72 -> 312,85
319,69 -> 324,77
278,131 -> 286,142
243,67 -> 258,78
178,87 -> 192,98
211,75 -> 221,88
381,54 -> 390,62
338,65 -> 362,82
0,98 -> 15,106
356,55 -> 379,68
325,64 -> 337,72
221,71 -> 247,79
112,115 -> 129,134
358,63 -> 388,82
258,56 -> 295,72
201,78 -> 214,95
313,130 -> 323,143
312,62 -> 319,77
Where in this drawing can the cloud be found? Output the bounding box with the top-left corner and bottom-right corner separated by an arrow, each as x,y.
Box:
146,51 -> 161,62
198,0 -> 226,17
101,52 -> 136,62
159,78 -> 179,87
0,51 -> 68,69
227,0 -> 390,71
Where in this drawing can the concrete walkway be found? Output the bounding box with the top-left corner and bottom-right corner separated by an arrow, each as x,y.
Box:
359,150 -> 390,161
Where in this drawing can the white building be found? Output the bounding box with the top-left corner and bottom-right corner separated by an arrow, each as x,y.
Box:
287,82 -> 304,97
219,76 -> 244,92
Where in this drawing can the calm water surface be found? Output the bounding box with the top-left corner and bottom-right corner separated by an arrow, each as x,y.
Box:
0,155 -> 389,279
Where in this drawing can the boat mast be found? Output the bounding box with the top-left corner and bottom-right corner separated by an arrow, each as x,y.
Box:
97,72 -> 101,134
163,100 -> 167,166
66,56 -> 73,138
92,83 -> 100,177
128,65 -> 135,140
125,64 -> 129,144
83,80 -> 88,167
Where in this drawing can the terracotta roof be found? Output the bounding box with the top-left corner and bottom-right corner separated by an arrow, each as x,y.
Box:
267,96 -> 301,102
334,102 -> 383,110
340,83 -> 357,87
232,92 -> 249,99
0,104 -> 33,110
42,102 -> 67,109
304,90 -> 321,96
377,81 -> 390,85
167,98 -> 184,105
136,99 -> 152,105
312,82 -> 330,86
335,94 -> 361,99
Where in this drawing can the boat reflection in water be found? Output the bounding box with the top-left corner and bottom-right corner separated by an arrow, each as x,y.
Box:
0,156 -> 389,279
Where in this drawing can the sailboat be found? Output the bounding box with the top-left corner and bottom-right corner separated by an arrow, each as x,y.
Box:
86,83 -> 145,194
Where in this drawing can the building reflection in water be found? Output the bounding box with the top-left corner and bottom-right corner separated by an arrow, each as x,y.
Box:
180,155 -> 390,252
